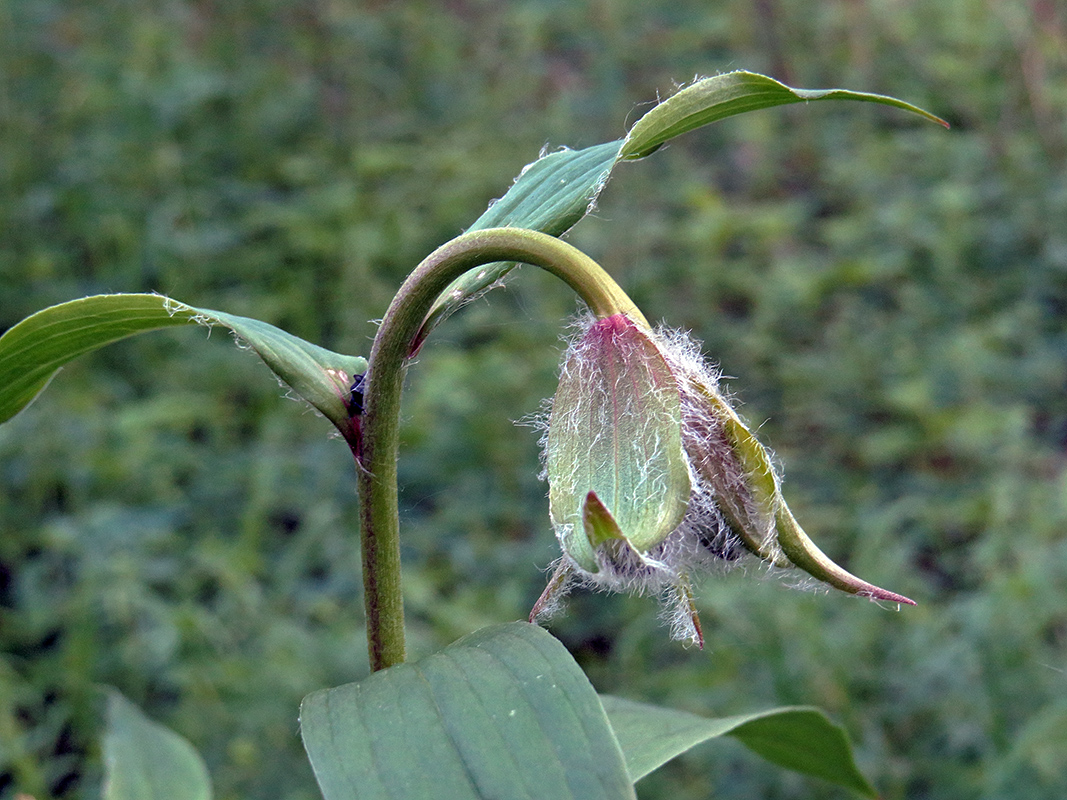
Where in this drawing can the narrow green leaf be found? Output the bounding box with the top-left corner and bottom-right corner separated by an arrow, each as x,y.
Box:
414,140 -> 622,348
471,140 -> 625,236
600,694 -> 877,798
300,622 -> 636,800
102,690 -> 212,800
621,70 -> 948,159
415,71 -> 943,347
0,294 -> 366,435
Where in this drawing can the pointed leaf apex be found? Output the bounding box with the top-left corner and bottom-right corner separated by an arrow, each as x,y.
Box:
775,506 -> 916,606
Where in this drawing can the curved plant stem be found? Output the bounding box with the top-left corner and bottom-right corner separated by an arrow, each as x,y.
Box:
359,228 -> 644,671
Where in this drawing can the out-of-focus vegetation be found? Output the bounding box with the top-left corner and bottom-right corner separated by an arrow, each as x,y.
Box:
1,1 -> 1065,798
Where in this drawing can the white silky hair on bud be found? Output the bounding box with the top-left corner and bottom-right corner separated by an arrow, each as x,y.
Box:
540,315 -> 684,582
650,323 -> 790,566
529,558 -> 574,624
659,585 -> 702,646
652,324 -> 845,603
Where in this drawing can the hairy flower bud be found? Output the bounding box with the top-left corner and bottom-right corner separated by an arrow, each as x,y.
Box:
533,314 -> 914,646
545,313 -> 691,577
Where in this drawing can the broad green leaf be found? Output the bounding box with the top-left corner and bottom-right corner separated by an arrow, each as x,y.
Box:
622,70 -> 948,159
102,690 -> 212,800
0,294 -> 366,436
300,622 -> 635,800
414,70 -> 944,348
600,694 -> 877,798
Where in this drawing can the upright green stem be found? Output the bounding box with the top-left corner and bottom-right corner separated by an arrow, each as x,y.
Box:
359,227 -> 644,671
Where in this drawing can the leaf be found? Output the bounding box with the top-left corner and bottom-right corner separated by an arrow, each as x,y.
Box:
414,71 -> 944,348
471,140 -> 626,236
102,690 -> 212,800
0,294 -> 366,436
621,70 -> 949,159
414,140 -> 623,349
600,694 -> 877,798
300,622 -> 636,800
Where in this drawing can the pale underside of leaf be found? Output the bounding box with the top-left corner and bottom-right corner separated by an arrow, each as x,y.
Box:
414,140 -> 623,349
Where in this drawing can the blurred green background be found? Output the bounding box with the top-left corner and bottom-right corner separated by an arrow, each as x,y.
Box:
2,1 -> 1065,798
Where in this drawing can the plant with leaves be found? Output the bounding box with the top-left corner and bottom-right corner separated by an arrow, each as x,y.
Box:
0,72 -> 945,800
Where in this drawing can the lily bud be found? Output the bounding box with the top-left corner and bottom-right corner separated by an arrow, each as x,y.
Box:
545,313 -> 691,578
533,314 -> 914,645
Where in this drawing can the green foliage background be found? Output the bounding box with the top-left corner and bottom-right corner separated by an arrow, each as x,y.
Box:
2,1 -> 1065,798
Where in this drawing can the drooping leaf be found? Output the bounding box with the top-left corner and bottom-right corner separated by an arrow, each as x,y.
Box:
102,690 -> 212,800
414,71 -> 944,347
621,70 -> 948,159
0,294 -> 366,436
600,694 -> 877,798
300,622 -> 635,800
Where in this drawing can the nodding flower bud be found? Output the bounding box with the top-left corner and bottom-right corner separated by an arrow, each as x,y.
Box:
545,313 -> 691,576
532,313 -> 914,647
